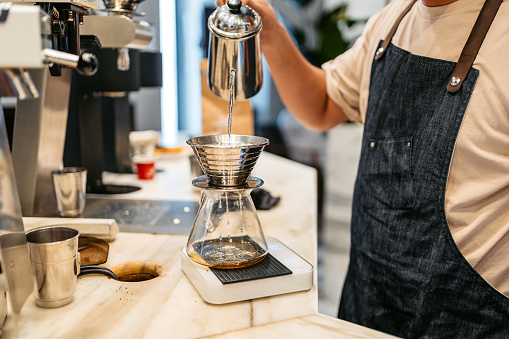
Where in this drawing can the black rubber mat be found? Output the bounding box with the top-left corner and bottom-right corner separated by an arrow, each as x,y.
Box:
210,253 -> 293,284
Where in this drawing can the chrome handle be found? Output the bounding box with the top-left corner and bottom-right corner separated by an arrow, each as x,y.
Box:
43,49 -> 98,76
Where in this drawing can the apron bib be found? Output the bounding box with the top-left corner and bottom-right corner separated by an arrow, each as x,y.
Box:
338,0 -> 509,337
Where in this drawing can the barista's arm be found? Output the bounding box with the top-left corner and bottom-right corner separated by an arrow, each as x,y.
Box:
217,0 -> 348,132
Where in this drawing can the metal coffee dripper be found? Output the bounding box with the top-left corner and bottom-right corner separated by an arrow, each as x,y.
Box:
186,135 -> 269,268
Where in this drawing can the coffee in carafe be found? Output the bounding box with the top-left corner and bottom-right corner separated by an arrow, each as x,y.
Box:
186,180 -> 267,268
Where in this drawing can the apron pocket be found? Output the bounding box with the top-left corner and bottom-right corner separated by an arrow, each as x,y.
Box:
359,137 -> 414,209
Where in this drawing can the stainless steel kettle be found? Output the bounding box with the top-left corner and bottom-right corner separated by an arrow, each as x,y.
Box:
208,0 -> 263,102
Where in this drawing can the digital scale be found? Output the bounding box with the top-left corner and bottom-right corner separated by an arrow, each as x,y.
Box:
181,237 -> 313,304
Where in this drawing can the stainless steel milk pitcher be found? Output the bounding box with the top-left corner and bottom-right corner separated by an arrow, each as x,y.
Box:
208,0 -> 263,101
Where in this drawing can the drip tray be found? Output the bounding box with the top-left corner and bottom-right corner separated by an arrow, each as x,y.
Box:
181,237 -> 313,304
83,198 -> 197,235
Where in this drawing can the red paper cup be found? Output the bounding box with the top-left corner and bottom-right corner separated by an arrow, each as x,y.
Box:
133,156 -> 156,180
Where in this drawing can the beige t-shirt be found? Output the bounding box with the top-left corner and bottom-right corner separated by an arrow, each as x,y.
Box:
323,0 -> 509,297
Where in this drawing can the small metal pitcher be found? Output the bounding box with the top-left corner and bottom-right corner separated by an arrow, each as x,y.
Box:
208,0 -> 263,102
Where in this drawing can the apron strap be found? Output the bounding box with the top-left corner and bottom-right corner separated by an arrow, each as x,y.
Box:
374,0 -> 416,61
447,0 -> 503,93
374,0 -> 502,92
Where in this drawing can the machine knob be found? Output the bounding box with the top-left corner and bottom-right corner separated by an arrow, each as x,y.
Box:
77,52 -> 98,76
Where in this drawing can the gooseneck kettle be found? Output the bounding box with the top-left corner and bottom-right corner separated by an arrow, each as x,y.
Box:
207,0 -> 263,102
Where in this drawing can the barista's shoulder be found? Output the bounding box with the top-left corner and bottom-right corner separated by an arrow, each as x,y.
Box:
363,0 -> 412,38
374,0 -> 415,20
500,0 -> 509,13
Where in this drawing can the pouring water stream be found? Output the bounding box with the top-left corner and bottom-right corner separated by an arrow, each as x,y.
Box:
227,69 -> 236,143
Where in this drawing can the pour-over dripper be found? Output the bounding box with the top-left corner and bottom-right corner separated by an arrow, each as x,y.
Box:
186,134 -> 269,187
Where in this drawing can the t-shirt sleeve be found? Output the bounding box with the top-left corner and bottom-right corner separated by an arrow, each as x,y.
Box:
321,7 -> 389,124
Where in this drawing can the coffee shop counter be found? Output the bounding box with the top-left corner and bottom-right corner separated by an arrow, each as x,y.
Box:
6,152 -> 394,338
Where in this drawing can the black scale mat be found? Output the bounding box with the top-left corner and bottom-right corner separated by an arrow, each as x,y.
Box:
210,253 -> 293,284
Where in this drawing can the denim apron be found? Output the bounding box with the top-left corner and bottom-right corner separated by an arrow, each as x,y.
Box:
338,0 -> 509,337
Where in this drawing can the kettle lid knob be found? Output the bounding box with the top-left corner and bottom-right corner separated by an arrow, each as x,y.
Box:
209,0 -> 261,38
227,0 -> 242,13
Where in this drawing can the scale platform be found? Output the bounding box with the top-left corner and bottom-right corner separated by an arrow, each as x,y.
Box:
181,237 -> 313,304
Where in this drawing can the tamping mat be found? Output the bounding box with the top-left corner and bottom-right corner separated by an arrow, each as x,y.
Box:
210,253 -> 292,284
78,236 -> 110,265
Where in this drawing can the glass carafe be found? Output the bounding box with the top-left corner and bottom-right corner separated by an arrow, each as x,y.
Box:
186,177 -> 268,268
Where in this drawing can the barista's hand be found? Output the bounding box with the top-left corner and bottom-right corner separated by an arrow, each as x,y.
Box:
217,0 -> 345,131
216,0 -> 280,45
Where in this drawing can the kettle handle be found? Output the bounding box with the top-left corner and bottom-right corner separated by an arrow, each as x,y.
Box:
227,0 -> 242,13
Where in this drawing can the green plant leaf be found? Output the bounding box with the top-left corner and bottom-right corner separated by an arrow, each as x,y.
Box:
280,2 -> 367,66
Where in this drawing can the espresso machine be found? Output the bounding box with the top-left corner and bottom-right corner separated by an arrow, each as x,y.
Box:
0,0 -> 99,217
64,0 -> 163,194
180,1 -> 312,304
0,0 -> 99,331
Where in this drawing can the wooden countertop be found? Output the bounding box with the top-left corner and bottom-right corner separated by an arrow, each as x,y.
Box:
4,152 -> 394,338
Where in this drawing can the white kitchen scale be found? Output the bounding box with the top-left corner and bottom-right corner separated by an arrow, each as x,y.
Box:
181,237 -> 313,304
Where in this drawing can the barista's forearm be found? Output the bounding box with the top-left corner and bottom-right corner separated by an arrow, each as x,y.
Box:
262,22 -> 348,131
